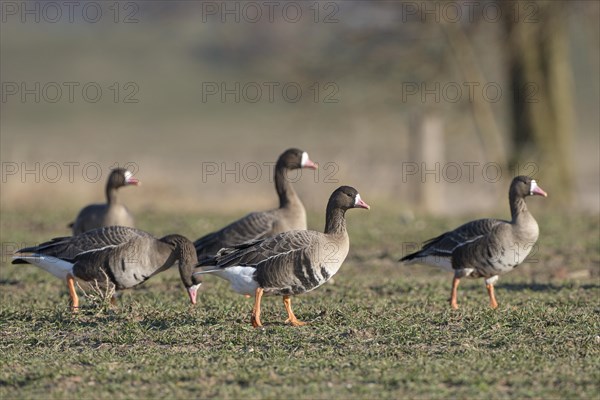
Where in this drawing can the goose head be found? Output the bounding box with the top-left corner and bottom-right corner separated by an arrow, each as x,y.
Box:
329,186 -> 371,211
161,234 -> 202,305
108,168 -> 140,189
277,148 -> 318,170
510,176 -> 548,199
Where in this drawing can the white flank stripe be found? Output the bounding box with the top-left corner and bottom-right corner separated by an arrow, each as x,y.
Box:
449,235 -> 483,252
76,244 -> 119,256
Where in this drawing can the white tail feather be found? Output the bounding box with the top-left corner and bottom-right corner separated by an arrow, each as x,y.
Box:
13,254 -> 73,280
410,255 -> 454,272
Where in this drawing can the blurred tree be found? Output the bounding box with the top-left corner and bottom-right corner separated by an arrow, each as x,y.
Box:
442,21 -> 508,167
501,0 -> 574,203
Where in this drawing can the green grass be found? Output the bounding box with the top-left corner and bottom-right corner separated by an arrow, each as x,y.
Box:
1,209 -> 599,399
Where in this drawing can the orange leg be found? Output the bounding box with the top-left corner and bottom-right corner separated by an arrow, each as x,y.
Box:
450,276 -> 460,309
486,283 -> 498,309
66,273 -> 79,312
251,288 -> 264,328
283,296 -> 306,327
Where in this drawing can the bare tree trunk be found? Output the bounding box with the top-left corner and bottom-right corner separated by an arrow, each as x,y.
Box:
501,1 -> 574,203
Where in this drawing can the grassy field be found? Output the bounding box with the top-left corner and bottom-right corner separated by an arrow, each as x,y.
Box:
0,208 -> 598,399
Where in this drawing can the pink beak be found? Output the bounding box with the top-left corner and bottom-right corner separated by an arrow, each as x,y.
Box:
531,186 -> 548,197
355,199 -> 371,210
187,287 -> 198,305
126,177 -> 140,186
303,159 -> 318,170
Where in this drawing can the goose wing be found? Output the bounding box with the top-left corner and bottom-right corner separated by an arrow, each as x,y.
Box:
401,218 -> 505,261
12,226 -> 149,263
194,211 -> 277,260
196,230 -> 317,270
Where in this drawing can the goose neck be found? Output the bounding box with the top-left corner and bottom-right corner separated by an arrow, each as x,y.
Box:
275,163 -> 300,209
105,185 -> 119,205
324,206 -> 347,235
509,193 -> 529,224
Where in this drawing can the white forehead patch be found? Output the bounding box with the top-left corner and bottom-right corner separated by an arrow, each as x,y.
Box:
301,152 -> 309,167
354,193 -> 362,206
530,179 -> 538,195
124,170 -> 133,180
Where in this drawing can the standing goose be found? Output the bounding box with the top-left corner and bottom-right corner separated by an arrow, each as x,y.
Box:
12,226 -> 201,310
69,168 -> 139,235
194,186 -> 370,327
194,148 -> 317,263
400,176 -> 547,309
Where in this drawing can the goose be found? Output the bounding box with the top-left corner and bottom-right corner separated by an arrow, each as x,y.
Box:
400,176 -> 547,309
12,226 -> 202,310
194,148 -> 318,263
194,186 -> 370,327
69,168 -> 139,235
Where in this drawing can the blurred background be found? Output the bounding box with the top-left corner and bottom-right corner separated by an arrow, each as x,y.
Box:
1,0 -> 599,225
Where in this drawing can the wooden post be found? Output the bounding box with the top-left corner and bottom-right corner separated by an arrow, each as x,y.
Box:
409,113 -> 445,214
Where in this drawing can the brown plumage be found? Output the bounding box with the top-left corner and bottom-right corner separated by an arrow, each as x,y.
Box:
195,186 -> 370,327
12,226 -> 201,310
400,176 -> 547,309
69,168 -> 139,235
194,148 -> 317,263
